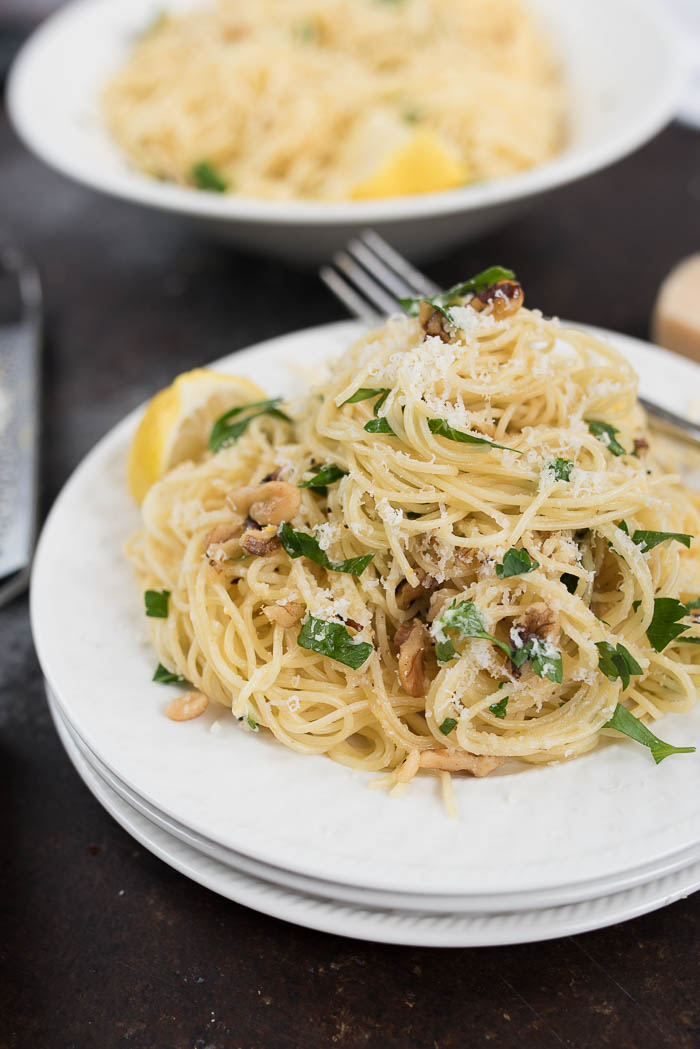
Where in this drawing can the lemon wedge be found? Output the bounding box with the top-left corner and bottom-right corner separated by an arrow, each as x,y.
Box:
350,129 -> 469,200
127,368 -> 266,503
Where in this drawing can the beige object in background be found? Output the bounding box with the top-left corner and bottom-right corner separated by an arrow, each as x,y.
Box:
652,254 -> 700,363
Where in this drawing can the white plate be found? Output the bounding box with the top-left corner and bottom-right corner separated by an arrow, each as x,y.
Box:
47,680 -> 700,914
7,0 -> 686,262
47,684 -> 700,947
30,320 -> 700,902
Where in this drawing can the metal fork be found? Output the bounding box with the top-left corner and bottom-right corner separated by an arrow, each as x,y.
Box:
320,230 -> 700,450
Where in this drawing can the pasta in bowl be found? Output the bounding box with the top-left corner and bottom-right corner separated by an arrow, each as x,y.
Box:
127,270 -> 700,809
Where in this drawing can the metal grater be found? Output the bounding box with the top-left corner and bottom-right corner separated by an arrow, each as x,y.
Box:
0,246 -> 42,608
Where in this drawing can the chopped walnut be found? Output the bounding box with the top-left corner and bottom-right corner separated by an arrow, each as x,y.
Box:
240,523 -> 280,556
264,602 -> 305,627
394,619 -> 428,697
418,750 -> 504,777
203,522 -> 243,570
515,602 -> 559,643
229,480 -> 300,526
633,437 -> 649,456
396,571 -> 438,611
418,299 -> 451,343
470,280 -> 524,319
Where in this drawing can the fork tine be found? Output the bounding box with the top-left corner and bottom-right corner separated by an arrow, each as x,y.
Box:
319,265 -> 384,325
332,250 -> 402,315
359,230 -> 441,297
346,237 -> 417,300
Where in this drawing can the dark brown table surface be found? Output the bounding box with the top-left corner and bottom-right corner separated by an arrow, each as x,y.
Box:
2,23 -> 700,1046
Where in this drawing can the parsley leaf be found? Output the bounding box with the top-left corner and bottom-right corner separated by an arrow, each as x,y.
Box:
278,523 -> 373,576
297,615 -> 373,669
152,663 -> 185,684
434,600 -> 512,663
191,161 -> 228,193
604,704 -> 695,764
247,715 -> 258,731
439,717 -> 458,735
686,598 -> 700,611
209,399 -> 291,452
629,529 -> 692,552
596,641 -> 643,691
298,463 -> 348,493
511,637 -> 563,683
548,457 -> 574,481
406,511 -> 424,520
399,266 -> 516,318
364,417 -> 395,434
341,387 -> 388,405
495,548 -> 540,579
561,572 -> 579,594
144,589 -> 170,618
428,417 -> 520,453
489,695 -> 508,718
646,597 -> 693,652
587,420 -> 627,456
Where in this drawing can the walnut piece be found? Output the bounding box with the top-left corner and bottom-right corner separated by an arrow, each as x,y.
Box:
418,750 -> 503,777
396,571 -> 438,611
418,299 -> 451,343
470,280 -> 524,319
229,480 -> 300,526
394,619 -> 428,698
241,523 -> 280,556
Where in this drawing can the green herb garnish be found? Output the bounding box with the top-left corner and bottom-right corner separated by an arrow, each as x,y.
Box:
548,458 -> 574,481
406,511 -> 424,520
399,266 -> 516,318
439,717 -> 458,735
604,704 -> 695,764
646,597 -> 695,652
489,695 -> 509,718
278,523 -> 373,577
153,663 -> 185,684
587,420 -> 627,457
628,528 -> 692,552
145,589 -> 170,618
341,387 -> 388,405
209,398 -> 291,452
495,548 -> 540,579
596,642 -> 643,691
561,572 -> 579,595
511,636 -> 563,683
191,161 -> 228,193
364,417 -> 395,434
298,463 -> 348,493
297,615 -> 373,669
428,417 -> 519,453
434,600 -> 512,664
247,715 -> 258,730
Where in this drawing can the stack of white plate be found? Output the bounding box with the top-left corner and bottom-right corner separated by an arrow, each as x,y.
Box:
31,322 -> 700,948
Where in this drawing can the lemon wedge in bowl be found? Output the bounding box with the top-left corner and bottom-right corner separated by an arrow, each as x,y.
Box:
127,368 -> 266,503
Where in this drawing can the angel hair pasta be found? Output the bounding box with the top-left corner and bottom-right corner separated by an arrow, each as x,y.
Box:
127,269 -> 700,805
103,0 -> 563,201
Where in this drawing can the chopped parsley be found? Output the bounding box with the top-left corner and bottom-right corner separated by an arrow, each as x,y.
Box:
191,161 -> 228,193
144,589 -> 170,618
298,463 -> 348,494
595,641 -> 643,691
341,388 -> 395,434
489,695 -> 509,718
495,548 -> 540,579
209,398 -> 291,452
297,615 -> 373,669
278,523 -> 373,576
427,417 -> 520,453
548,458 -> 574,481
433,599 -> 512,663
511,636 -> 563,683
406,511 -> 424,520
152,663 -> 185,684
439,717 -> 458,735
399,266 -> 516,318
587,420 -> 627,457
617,521 -> 692,552
646,597 -> 696,652
561,572 -> 579,595
604,704 -> 695,764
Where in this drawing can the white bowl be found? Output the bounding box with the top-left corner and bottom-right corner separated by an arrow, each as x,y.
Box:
7,0 -> 686,263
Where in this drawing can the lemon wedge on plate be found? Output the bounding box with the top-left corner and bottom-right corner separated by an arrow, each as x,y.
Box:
127,368 -> 265,503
